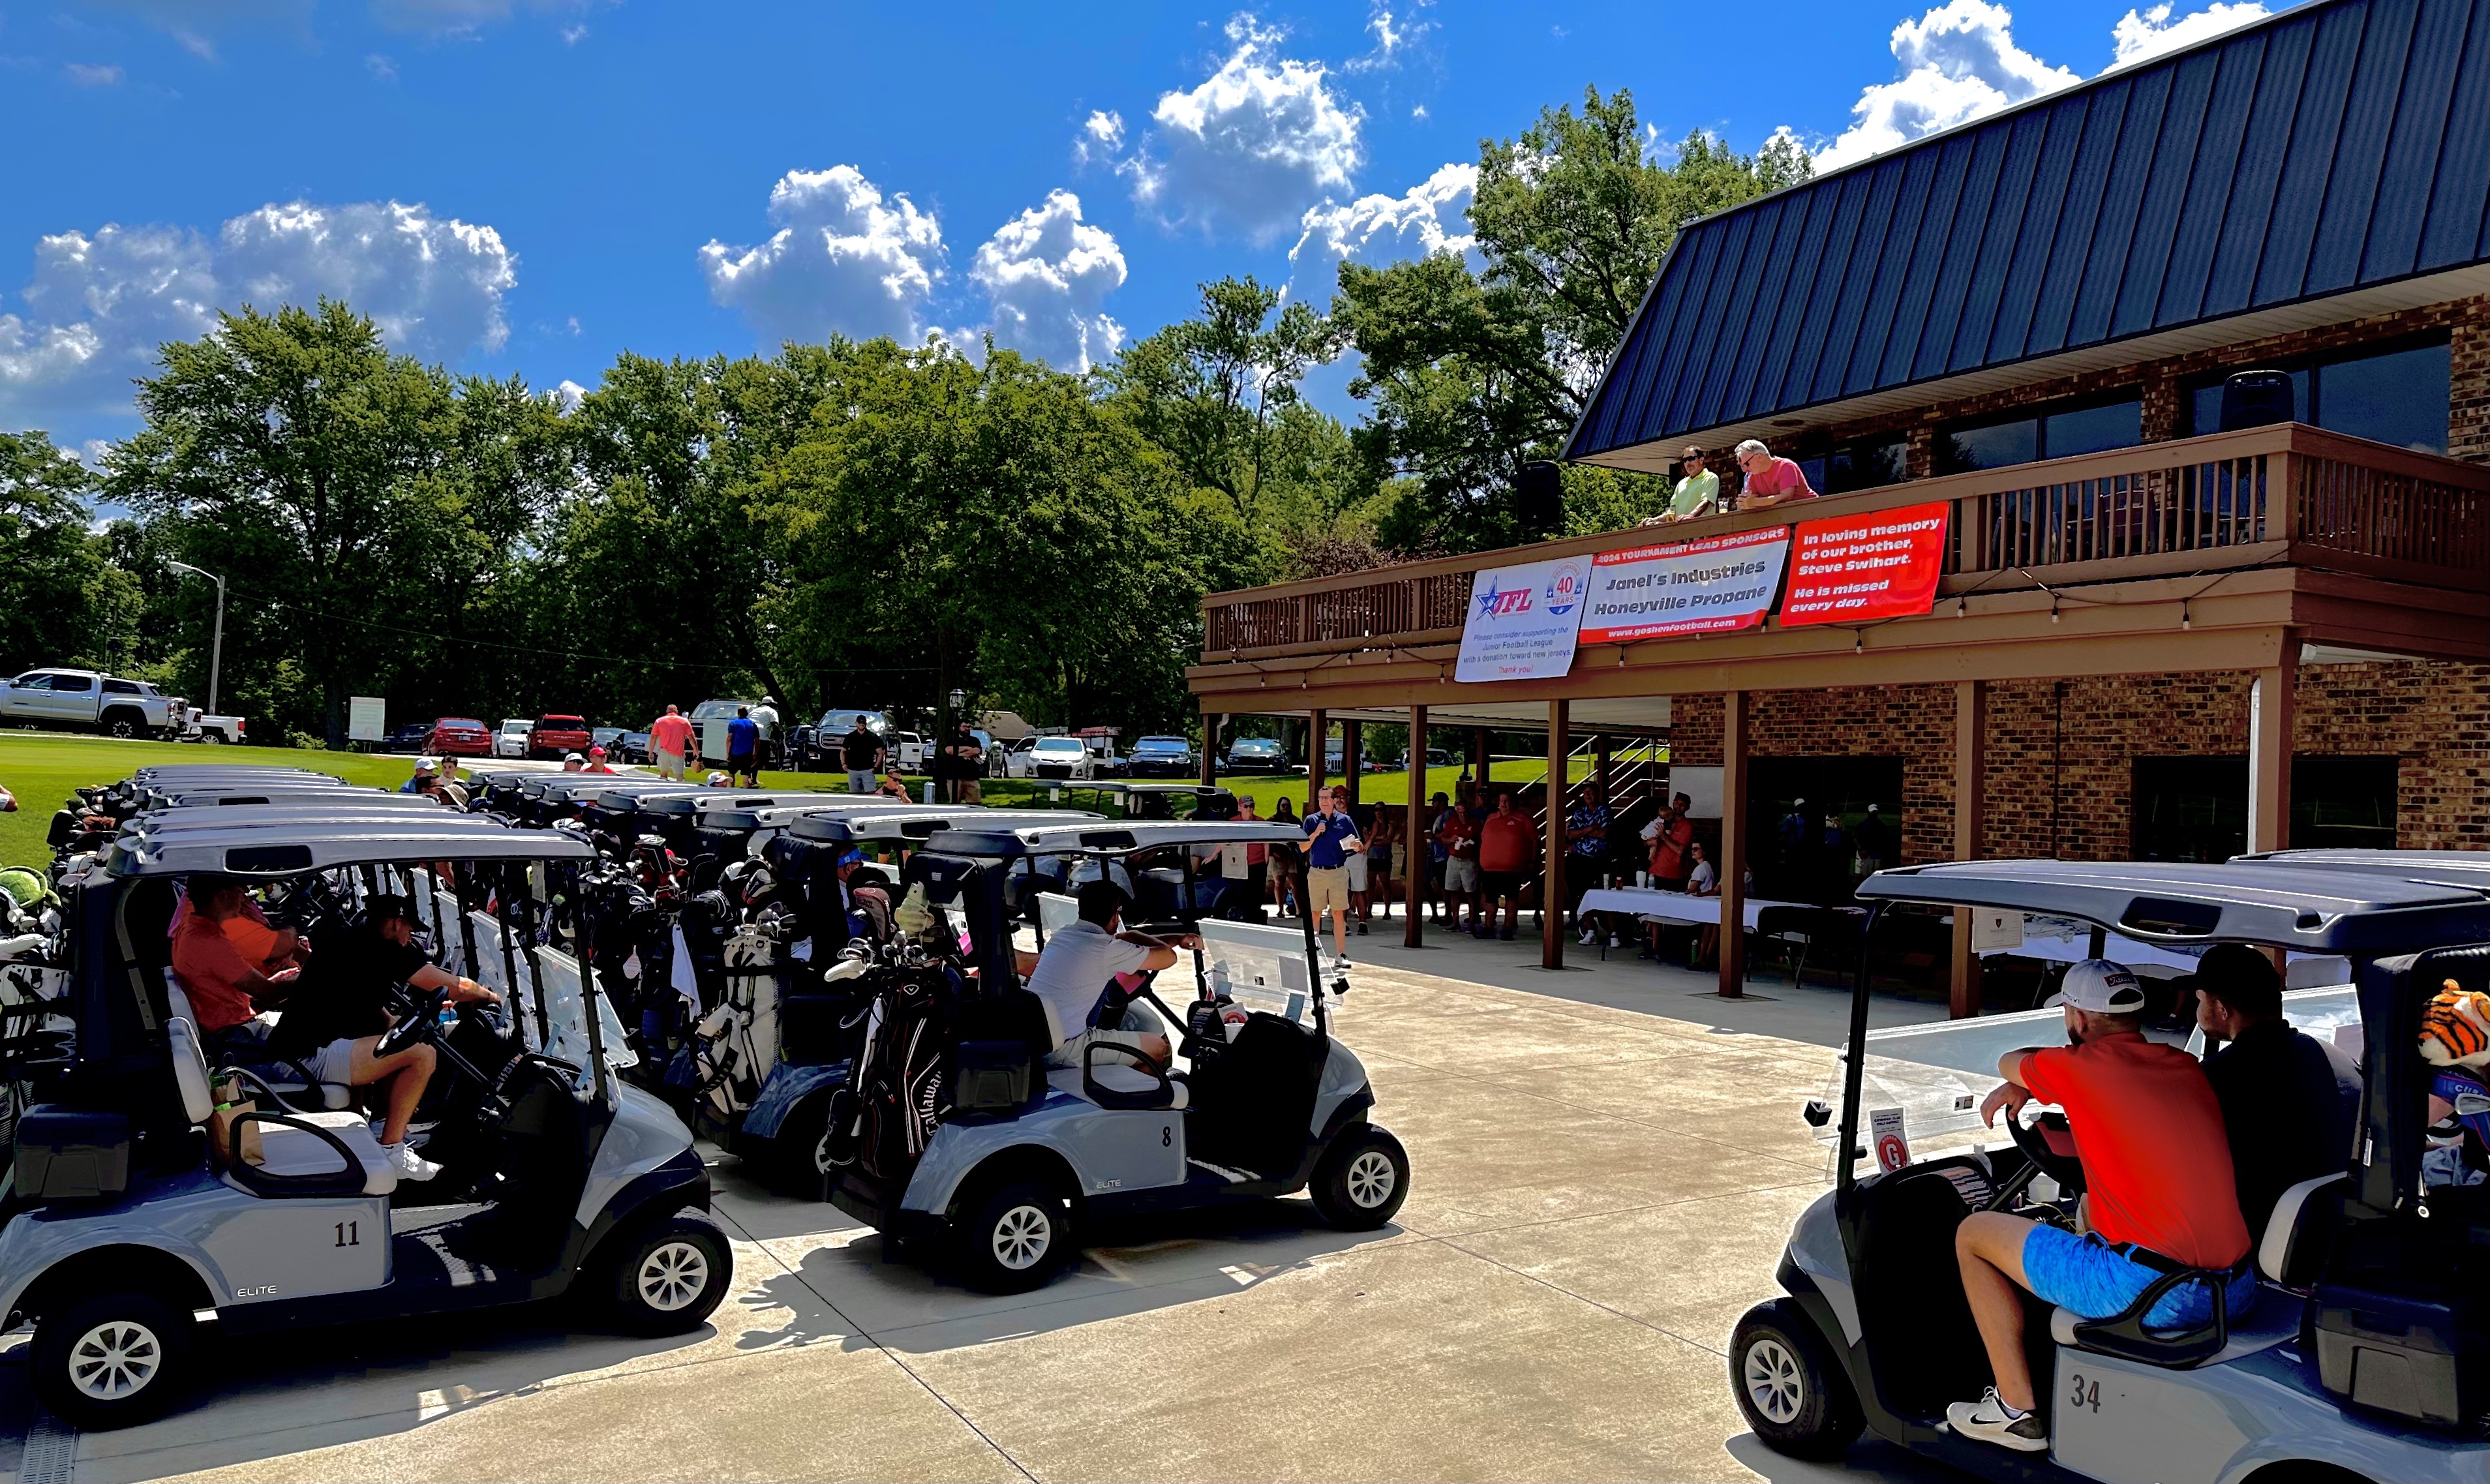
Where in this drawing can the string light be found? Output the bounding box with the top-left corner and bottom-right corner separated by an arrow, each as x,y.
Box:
2181,600 -> 2193,630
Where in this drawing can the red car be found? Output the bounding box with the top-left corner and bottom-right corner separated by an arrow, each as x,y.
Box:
531,713 -> 593,760
423,717 -> 493,757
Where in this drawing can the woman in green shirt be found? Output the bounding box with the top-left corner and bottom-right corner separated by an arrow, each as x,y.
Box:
1642,446 -> 1720,526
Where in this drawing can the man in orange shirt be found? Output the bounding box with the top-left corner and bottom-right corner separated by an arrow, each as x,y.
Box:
1948,960 -> 2255,1453
648,704 -> 695,781
170,875 -> 301,1042
1474,791 -> 1538,943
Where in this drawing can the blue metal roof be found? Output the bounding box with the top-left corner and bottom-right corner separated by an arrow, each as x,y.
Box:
1566,0 -> 2490,460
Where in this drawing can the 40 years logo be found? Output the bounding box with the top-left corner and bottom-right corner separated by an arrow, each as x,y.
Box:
1543,562 -> 1584,617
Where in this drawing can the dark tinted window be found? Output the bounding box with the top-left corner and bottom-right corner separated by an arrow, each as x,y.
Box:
2042,399 -> 2141,459
2186,369 -> 2310,436
2133,755 -> 2402,859
2317,342 -> 2450,453
50,673 -> 93,693
1826,438 -> 1907,494
1935,418 -> 2037,474
102,678 -> 140,695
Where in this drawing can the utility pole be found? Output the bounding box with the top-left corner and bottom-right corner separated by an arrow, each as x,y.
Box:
166,562 -> 225,716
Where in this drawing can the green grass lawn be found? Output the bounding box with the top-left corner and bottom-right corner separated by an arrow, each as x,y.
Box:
1,734 -> 1591,870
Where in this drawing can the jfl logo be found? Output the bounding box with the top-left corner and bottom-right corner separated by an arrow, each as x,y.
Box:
1476,577 -> 1535,619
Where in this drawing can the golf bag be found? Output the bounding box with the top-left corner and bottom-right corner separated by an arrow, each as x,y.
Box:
832,958 -> 960,1185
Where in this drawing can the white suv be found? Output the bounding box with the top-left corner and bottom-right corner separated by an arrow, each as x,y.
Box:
494,719 -> 536,759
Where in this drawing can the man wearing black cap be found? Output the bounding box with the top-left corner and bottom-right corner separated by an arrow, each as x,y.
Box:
2195,943 -> 2359,1243
271,894 -> 500,1183
1023,880 -> 1194,1068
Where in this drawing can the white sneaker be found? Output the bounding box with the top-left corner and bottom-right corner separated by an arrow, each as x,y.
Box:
1577,926 -> 1596,945
387,1142 -> 444,1182
1945,1388 -> 2048,1453
1608,933 -> 1621,949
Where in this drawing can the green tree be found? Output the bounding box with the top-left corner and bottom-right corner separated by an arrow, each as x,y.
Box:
103,301 -> 556,744
0,429 -> 142,674
1333,89 -> 1810,550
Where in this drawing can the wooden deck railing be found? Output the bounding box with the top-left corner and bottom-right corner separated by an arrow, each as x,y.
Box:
1200,423 -> 2489,661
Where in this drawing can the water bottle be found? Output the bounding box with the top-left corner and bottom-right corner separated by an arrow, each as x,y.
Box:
438,1002 -> 458,1033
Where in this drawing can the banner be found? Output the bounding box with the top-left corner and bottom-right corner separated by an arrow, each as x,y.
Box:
1454,556 -> 1589,682
1579,526 -> 1792,643
347,695 -> 386,743
1779,501 -> 1951,626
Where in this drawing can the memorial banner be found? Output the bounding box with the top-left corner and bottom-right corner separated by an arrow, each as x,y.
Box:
1454,556 -> 1589,682
1779,501 -> 1951,626
1579,526 -> 1792,643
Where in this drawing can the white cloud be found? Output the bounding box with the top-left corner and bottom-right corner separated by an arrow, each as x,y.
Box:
967,190 -> 1125,374
365,53 -> 398,81
1347,1 -> 1433,73
0,199 -> 517,428
559,22 -> 587,43
699,166 -> 947,348
1074,109 -> 1126,168
553,378 -> 586,412
367,0 -> 597,38
66,63 -> 125,85
2108,3 -> 2268,68
1126,15 -> 1364,243
1813,1 -> 2078,170
1287,161 -> 1476,303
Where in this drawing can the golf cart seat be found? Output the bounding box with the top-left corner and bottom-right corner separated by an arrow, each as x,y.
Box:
164,972 -> 352,1112
1023,993 -> 1190,1112
2046,1173 -> 2347,1369
168,1016 -> 397,1196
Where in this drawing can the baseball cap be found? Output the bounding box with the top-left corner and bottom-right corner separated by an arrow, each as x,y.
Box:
2061,958 -> 2146,1014
365,893 -> 419,924
412,758 -> 440,776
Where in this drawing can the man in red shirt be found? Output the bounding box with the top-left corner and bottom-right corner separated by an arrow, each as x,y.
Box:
1948,960 -> 2254,1453
1474,791 -> 1538,943
1732,439 -> 1816,509
169,874 -> 301,1042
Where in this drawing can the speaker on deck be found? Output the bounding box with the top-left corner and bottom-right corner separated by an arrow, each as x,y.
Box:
2219,370 -> 2295,432
1515,461 -> 1563,538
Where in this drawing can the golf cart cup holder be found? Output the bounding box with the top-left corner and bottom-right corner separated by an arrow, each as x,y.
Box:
2065,1259 -> 2236,1369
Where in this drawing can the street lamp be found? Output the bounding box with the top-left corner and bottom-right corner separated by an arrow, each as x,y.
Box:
164,561 -> 225,716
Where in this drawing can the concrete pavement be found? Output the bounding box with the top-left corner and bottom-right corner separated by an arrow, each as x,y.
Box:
9,959 -> 1960,1484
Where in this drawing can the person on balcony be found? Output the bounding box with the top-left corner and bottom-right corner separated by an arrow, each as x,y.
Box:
1641,446 -> 1720,526
1733,440 -> 1816,509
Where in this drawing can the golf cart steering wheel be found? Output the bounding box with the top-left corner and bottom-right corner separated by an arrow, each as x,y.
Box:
2005,1098 -> 2087,1196
376,984 -> 449,1059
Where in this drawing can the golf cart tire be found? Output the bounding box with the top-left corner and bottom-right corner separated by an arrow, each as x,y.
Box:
33,1288 -> 196,1431
1729,1298 -> 1862,1461
954,1177 -> 1074,1294
760,1096 -> 836,1194
598,1209 -> 733,1337
1309,1125 -> 1409,1230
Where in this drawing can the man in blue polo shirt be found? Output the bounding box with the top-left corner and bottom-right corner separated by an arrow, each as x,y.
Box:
1303,784 -> 1363,967
726,705 -> 761,785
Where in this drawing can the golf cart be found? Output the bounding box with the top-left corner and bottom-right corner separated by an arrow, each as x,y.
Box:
0,814 -> 731,1429
1730,858 -> 2490,1482
819,819 -> 1407,1292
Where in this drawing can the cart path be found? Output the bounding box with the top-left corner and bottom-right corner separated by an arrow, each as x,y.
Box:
8,962 -> 1957,1484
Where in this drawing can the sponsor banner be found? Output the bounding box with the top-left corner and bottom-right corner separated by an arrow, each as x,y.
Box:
1579,526 -> 1793,643
1454,556 -> 1590,682
1779,501 -> 1951,627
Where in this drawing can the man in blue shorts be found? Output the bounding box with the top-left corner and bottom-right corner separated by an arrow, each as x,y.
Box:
1948,960 -> 2254,1453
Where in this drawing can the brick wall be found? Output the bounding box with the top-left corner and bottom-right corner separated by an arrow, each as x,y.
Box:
1665,661 -> 2490,859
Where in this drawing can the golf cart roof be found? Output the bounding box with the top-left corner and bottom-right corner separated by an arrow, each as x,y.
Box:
647,790 -> 862,819
936,820 -> 1304,860
1855,859 -> 2490,954
108,820 -> 594,877
780,808 -> 1103,844
1084,781 -> 1224,796
124,803 -> 500,836
2234,849 -> 2490,899
129,766 -> 340,783
140,786 -> 432,811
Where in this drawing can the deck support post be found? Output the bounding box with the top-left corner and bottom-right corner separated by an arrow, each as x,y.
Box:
1950,680 -> 1988,1018
1543,700 -> 1568,970
1719,691 -> 1748,997
1406,704 -> 1427,948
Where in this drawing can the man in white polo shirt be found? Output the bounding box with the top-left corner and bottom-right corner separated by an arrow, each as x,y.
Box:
1024,881 -> 1195,1068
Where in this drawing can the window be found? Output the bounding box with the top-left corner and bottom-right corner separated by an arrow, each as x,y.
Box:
102,679 -> 139,695
2132,755 -> 2401,860
10,674 -> 50,691
1827,438 -> 1907,494
50,673 -> 93,693
2182,339 -> 2450,452
1936,393 -> 2142,474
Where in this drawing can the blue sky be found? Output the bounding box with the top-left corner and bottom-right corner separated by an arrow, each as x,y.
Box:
1,0 -> 2282,451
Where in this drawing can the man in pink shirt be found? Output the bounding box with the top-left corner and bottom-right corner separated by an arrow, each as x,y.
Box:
648,704 -> 695,781
1734,439 -> 1817,509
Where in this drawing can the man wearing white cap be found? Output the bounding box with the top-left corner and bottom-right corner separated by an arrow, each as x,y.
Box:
1944,959 -> 2253,1454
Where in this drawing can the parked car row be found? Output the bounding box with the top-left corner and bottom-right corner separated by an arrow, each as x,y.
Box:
2,669 -> 186,740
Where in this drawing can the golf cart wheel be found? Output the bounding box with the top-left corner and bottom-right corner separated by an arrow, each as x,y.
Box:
601,1210 -> 733,1336
33,1290 -> 194,1431
1729,1299 -> 1862,1461
954,1178 -> 1072,1294
761,1093 -> 845,1193
1309,1125 -> 1410,1230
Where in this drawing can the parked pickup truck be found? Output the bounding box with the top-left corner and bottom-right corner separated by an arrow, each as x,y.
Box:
177,706 -> 246,745
0,669 -> 184,739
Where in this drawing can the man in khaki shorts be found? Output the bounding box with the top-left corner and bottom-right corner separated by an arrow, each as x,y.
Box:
1301,785 -> 1363,965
